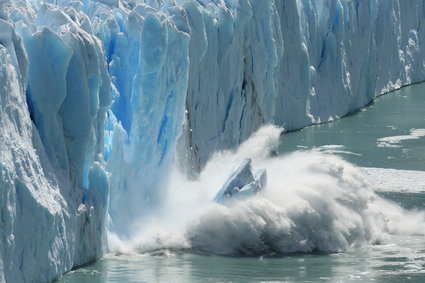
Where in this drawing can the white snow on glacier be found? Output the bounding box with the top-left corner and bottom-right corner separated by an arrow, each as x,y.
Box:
1,0 -> 425,282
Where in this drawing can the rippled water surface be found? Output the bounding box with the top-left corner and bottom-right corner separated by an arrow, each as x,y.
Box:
58,84 -> 425,282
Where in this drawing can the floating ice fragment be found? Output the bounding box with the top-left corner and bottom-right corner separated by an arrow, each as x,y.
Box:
377,129 -> 425,148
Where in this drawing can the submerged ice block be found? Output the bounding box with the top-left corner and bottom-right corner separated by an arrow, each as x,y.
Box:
214,158 -> 267,203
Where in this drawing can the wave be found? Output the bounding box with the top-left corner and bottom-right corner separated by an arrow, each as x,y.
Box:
108,125 -> 425,256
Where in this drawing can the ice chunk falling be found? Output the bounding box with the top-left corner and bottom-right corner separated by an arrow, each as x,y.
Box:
214,158 -> 267,203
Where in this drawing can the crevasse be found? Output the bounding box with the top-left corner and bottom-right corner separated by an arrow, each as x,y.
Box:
0,0 -> 424,282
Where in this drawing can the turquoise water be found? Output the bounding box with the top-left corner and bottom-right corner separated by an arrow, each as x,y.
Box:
58,84 -> 425,282
278,83 -> 425,171
57,238 -> 425,282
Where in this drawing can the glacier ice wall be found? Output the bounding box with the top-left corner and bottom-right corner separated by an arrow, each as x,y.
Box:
180,0 -> 425,172
1,0 -> 425,281
0,4 -> 110,283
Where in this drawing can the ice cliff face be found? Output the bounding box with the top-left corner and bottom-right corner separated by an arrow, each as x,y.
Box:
181,0 -> 425,172
0,0 -> 425,281
0,4 -> 109,283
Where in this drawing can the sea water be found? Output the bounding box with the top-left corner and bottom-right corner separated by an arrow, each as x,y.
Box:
58,83 -> 425,282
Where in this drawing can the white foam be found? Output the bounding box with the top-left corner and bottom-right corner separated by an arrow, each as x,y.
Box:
377,129 -> 425,148
362,167 -> 425,193
314,145 -> 362,156
109,126 -> 425,256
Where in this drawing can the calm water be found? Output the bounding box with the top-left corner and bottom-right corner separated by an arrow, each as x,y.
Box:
58,84 -> 425,282
278,83 -> 425,171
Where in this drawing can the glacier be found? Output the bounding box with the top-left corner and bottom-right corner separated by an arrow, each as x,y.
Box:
1,0 -> 425,282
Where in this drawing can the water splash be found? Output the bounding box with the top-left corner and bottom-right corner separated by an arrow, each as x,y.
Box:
108,125 -> 425,256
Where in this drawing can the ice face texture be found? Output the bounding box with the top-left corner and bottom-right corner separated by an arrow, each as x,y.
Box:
0,5 -> 109,283
1,0 -> 425,281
